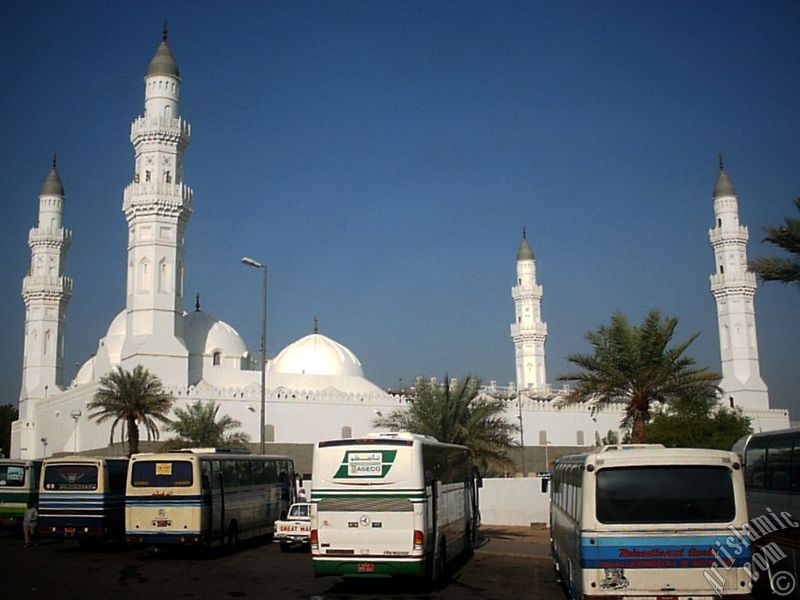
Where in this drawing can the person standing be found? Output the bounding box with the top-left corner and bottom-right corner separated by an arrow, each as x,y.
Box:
23,500 -> 38,547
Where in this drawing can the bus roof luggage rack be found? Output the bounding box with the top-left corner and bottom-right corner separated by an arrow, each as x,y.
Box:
169,447 -> 251,454
600,444 -> 665,452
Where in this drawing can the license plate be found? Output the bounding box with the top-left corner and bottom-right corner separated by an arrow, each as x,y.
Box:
154,520 -> 170,527
357,563 -> 375,573
657,595 -> 678,600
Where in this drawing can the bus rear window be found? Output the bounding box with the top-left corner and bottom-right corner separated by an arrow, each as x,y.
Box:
131,461 -> 194,487
596,465 -> 735,524
0,465 -> 26,487
44,464 -> 98,491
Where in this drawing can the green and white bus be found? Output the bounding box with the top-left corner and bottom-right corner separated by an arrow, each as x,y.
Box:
126,449 -> 296,549
0,459 -> 41,531
310,432 -> 481,580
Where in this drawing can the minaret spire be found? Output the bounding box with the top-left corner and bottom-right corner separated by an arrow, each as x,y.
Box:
162,20 -> 168,42
511,228 -> 547,392
708,161 -> 769,410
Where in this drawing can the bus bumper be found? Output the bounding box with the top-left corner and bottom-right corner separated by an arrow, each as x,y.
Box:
312,558 -> 427,578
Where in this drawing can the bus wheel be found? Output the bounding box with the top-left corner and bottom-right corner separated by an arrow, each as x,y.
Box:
464,524 -> 474,559
226,521 -> 239,553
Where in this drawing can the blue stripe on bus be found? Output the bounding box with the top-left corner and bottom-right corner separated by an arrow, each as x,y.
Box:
580,535 -> 752,569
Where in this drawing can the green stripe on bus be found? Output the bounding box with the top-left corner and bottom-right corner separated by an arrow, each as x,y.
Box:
312,493 -> 426,500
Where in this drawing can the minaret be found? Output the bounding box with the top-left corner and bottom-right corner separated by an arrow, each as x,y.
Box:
708,159 -> 769,410
511,228 -> 548,392
20,156 -> 73,418
120,24 -> 192,384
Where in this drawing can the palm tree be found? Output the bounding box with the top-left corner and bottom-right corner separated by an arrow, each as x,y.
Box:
374,376 -> 518,474
749,197 -> 800,286
557,310 -> 720,443
163,400 -> 249,449
87,365 -> 173,456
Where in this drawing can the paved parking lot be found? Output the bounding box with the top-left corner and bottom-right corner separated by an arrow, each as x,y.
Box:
0,529 -> 562,600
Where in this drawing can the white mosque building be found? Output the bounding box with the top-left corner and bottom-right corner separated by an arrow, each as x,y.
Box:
10,31 -> 789,464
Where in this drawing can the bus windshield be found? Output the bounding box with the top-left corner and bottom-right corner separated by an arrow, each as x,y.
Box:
131,460 -> 194,487
44,464 -> 98,491
0,465 -> 26,487
596,465 -> 735,524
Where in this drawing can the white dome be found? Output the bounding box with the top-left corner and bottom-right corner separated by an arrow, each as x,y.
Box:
184,310 -> 248,357
271,333 -> 364,377
101,309 -> 127,364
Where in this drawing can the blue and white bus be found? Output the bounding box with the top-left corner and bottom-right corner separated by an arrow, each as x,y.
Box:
125,449 -> 296,549
39,456 -> 129,542
551,445 -> 751,600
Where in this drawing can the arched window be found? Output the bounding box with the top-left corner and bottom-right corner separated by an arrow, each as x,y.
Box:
576,430 -> 585,445
212,351 -> 221,366
265,424 -> 275,442
341,426 -> 352,439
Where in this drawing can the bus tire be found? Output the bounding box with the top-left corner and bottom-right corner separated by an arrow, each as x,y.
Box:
464,523 -> 474,559
226,521 -> 239,553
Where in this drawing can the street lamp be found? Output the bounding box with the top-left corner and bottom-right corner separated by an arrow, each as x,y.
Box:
40,437 -> 48,458
71,409 -> 82,454
241,256 -> 267,454
517,391 -> 526,476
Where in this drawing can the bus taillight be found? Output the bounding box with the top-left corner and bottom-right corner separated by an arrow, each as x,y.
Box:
310,529 -> 318,548
413,530 -> 424,549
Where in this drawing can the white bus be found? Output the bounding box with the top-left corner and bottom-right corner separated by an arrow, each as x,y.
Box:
733,429 -> 800,597
125,449 -> 296,549
551,445 -> 751,600
310,432 -> 481,581
0,459 -> 41,531
39,456 -> 129,542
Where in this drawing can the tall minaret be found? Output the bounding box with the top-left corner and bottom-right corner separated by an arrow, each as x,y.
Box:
20,156 -> 73,418
708,159 -> 769,410
511,228 -> 548,392
119,24 -> 193,384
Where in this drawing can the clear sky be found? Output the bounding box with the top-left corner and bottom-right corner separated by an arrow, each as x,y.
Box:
1,1 -> 798,419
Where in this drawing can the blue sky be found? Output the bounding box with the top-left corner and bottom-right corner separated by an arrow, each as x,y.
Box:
1,1 -> 799,418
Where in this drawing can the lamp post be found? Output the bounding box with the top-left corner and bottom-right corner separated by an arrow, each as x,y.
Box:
41,437 -> 48,458
71,409 -> 82,454
517,391 -> 526,476
241,257 -> 267,454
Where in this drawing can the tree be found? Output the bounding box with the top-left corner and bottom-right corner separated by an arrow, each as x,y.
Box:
0,404 -> 19,458
88,365 -> 173,456
749,197 -> 800,286
373,376 -> 518,475
558,310 -> 720,443
162,400 -> 249,449
646,396 -> 752,450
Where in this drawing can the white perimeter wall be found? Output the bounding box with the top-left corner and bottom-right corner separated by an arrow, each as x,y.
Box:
480,476 -> 551,526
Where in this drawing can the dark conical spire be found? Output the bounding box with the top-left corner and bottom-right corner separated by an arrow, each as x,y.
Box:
147,22 -> 179,77
713,155 -> 736,199
516,226 -> 534,261
41,154 -> 64,196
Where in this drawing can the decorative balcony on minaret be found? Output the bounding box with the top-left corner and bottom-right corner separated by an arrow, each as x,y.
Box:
708,160 -> 769,410
511,228 -> 548,392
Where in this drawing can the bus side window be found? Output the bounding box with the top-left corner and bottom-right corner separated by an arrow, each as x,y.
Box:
211,460 -> 221,489
745,441 -> 767,488
237,460 -> 253,487
201,460 -> 212,491
222,461 -> 237,488
767,438 -> 793,490
793,438 -> 800,489
265,460 -> 277,484
253,460 -> 266,485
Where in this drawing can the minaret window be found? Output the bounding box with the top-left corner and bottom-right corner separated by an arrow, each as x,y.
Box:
718,218 -> 722,227
212,351 -> 221,366
164,171 -> 171,183
134,173 -> 140,183
720,266 -> 724,274
145,170 -> 151,182
341,426 -> 352,438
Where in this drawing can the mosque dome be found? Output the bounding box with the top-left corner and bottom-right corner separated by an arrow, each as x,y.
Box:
100,310 -> 127,364
271,333 -> 365,378
184,310 -> 248,357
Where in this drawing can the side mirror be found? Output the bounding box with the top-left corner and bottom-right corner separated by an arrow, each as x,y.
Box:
540,478 -> 549,494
